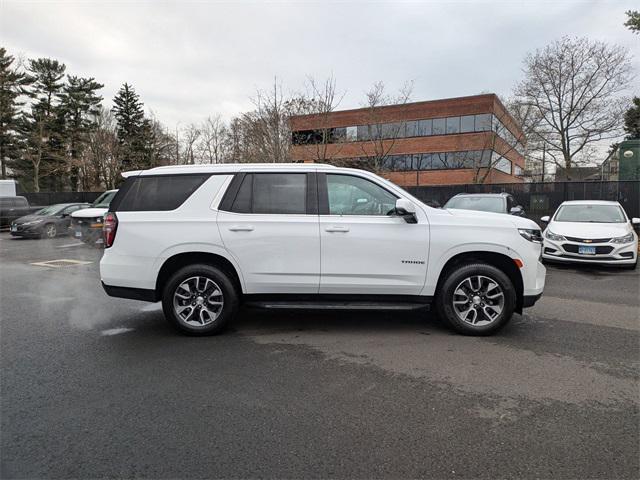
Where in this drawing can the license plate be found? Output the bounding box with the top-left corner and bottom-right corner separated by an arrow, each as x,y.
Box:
74,231 -> 82,238
10,225 -> 16,232
578,246 -> 596,255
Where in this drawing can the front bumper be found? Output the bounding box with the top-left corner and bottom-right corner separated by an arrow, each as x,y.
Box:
10,223 -> 43,237
542,238 -> 637,265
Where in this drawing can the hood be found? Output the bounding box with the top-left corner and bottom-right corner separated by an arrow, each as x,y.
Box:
71,207 -> 107,218
13,214 -> 45,224
445,208 -> 539,230
547,221 -> 631,239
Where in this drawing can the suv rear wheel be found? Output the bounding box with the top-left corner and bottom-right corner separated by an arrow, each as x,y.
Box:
162,264 -> 239,335
436,262 -> 516,335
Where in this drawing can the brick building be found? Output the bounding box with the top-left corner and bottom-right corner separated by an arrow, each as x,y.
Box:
289,94 -> 526,186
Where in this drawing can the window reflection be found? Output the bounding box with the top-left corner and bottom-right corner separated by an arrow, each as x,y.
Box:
432,118 -> 446,135
291,113 -> 525,155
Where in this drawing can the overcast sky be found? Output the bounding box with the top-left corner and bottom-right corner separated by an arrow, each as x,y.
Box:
2,0 -> 638,128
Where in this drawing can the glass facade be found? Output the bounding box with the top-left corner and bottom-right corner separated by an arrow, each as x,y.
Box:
341,149 -> 503,173
292,113 -> 525,155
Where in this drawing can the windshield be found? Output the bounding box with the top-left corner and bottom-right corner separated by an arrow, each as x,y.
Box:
34,204 -> 66,216
92,191 -> 117,208
554,204 -> 626,223
444,196 -> 504,213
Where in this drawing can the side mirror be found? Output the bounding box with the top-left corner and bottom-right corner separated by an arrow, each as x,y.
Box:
631,218 -> 640,225
395,198 -> 418,224
510,206 -> 524,216
540,216 -> 550,223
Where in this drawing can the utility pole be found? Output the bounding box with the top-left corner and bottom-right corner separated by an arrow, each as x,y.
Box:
541,144 -> 546,183
175,123 -> 180,165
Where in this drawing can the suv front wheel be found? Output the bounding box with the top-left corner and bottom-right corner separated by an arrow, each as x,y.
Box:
162,264 -> 239,335
436,262 -> 516,335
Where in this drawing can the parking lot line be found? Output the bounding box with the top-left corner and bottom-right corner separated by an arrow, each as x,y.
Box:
57,242 -> 84,248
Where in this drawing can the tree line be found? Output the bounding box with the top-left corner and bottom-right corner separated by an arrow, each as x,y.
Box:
0,12 -> 638,191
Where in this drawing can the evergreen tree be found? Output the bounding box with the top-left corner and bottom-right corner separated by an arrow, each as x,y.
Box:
0,48 -> 30,179
623,97 -> 640,139
17,58 -> 66,191
59,76 -> 103,189
112,83 -> 145,168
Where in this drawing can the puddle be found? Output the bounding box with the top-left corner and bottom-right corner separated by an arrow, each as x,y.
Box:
140,303 -> 162,312
100,327 -> 134,336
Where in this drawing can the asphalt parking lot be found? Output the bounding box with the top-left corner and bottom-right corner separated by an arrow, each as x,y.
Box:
1,232 -> 638,479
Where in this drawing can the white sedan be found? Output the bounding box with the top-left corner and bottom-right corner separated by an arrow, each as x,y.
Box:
541,201 -> 639,269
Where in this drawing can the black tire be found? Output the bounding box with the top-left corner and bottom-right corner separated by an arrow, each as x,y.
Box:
43,223 -> 57,239
162,264 -> 238,336
436,262 -> 516,336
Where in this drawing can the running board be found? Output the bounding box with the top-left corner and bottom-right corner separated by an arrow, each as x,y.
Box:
244,301 -> 430,311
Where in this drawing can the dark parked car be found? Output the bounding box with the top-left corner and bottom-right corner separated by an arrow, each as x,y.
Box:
444,193 -> 526,216
0,196 -> 41,228
10,203 -> 90,239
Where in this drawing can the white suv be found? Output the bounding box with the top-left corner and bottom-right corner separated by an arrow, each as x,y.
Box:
100,163 -> 546,336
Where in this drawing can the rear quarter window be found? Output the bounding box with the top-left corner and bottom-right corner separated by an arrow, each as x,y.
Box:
116,174 -> 210,212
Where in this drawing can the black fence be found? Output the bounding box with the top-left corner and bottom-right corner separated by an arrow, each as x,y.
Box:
19,181 -> 640,223
22,191 -> 102,207
407,181 -> 640,223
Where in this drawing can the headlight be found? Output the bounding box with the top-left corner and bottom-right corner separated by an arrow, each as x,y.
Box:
519,228 -> 542,243
22,219 -> 43,226
545,230 -> 565,242
611,232 -> 634,244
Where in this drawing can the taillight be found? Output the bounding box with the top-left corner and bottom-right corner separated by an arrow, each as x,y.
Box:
103,212 -> 118,248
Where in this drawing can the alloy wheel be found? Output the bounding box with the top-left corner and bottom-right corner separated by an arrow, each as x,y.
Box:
452,275 -> 505,326
45,224 -> 56,238
172,276 -> 224,327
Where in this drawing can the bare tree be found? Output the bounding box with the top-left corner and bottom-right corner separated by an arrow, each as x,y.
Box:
303,74 -> 346,162
180,123 -> 200,164
356,80 -> 413,173
249,78 -> 291,162
198,115 -> 228,164
514,37 -> 633,179
471,99 -> 535,184
86,107 -> 120,189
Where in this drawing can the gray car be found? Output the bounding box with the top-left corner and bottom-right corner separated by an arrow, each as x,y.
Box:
444,193 -> 525,217
10,203 -> 90,239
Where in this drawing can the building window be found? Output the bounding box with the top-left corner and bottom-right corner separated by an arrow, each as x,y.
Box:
475,114 -> 492,131
460,115 -> 475,133
446,116 -> 460,134
491,152 -> 512,174
432,118 -> 446,135
346,126 -> 357,142
514,165 -> 524,176
416,119 -> 432,136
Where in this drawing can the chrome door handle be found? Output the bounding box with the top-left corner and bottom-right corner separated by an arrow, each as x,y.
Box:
228,225 -> 254,232
325,226 -> 350,233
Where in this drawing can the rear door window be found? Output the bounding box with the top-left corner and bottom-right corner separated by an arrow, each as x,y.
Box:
117,174 -> 210,211
225,173 -> 307,215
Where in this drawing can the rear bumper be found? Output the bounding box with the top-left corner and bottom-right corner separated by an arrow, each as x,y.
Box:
102,282 -> 157,302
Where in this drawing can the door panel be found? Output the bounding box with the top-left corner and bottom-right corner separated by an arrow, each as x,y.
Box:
320,215 -> 428,294
319,173 -> 429,295
217,172 -> 320,294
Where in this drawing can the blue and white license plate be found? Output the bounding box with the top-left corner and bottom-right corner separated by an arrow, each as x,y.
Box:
578,245 -> 596,255
74,231 -> 82,238
10,225 -> 17,232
